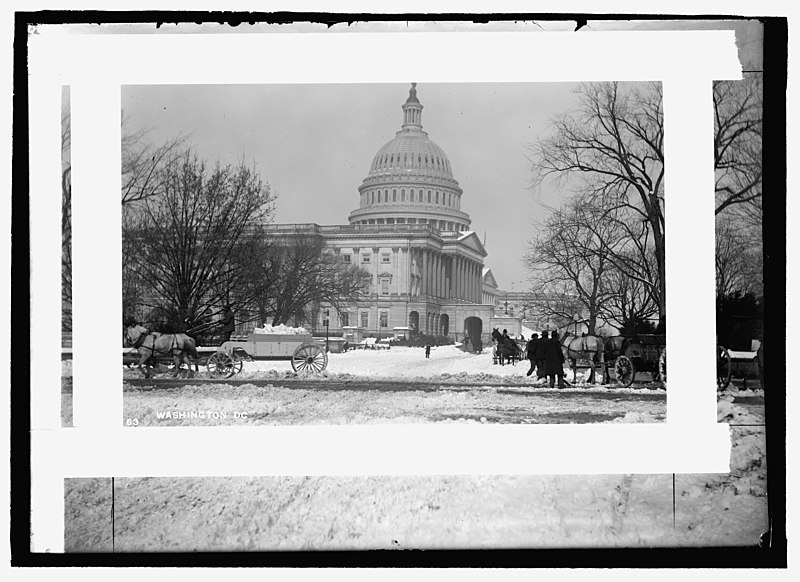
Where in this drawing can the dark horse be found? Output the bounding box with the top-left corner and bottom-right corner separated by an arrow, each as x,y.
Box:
126,325 -> 199,378
559,331 -> 607,384
491,328 -> 522,366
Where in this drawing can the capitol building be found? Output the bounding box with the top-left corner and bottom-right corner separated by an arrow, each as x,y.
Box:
272,84 -> 523,346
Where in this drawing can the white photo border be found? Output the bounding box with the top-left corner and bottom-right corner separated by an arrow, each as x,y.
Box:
29,29 -> 741,552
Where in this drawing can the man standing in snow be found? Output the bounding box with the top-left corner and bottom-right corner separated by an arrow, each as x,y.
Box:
525,333 -> 539,377
546,330 -> 566,388
425,345 -> 431,358
535,330 -> 548,380
220,305 -> 235,342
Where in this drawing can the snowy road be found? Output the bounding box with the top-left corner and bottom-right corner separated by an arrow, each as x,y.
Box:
61,345 -> 769,552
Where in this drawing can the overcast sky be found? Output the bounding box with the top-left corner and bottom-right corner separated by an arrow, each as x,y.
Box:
122,82 -> 587,290
117,18 -> 762,292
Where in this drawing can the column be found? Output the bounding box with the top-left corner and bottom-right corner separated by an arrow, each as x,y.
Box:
471,261 -> 477,303
422,249 -> 429,297
465,260 -> 471,303
431,252 -> 437,298
454,257 -> 459,299
392,247 -> 400,295
436,253 -> 444,297
460,258 -> 465,301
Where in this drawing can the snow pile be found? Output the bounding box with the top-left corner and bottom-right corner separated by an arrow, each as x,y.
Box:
604,411 -> 662,423
717,394 -> 763,424
252,324 -> 309,335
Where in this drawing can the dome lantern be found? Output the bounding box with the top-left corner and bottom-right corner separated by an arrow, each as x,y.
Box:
401,83 -> 424,130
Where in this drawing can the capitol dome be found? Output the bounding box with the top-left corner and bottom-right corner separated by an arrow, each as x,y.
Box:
348,84 -> 472,232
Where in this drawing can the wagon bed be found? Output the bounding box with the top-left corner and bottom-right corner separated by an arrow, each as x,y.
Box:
207,332 -> 327,378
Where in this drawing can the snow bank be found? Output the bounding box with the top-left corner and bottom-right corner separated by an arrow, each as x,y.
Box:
252,324 -> 309,335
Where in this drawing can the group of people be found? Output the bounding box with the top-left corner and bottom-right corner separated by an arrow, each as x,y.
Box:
524,330 -> 567,388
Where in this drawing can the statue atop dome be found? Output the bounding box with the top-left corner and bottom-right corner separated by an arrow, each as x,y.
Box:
406,82 -> 419,104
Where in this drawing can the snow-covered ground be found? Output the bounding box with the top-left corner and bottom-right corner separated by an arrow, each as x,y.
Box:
64,397 -> 767,550
115,344 -> 664,389
60,345 -> 768,551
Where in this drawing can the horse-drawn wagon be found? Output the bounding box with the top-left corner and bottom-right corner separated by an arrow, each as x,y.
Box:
125,324 -> 327,379
206,331 -> 328,379
607,334 -> 667,387
609,336 -> 732,389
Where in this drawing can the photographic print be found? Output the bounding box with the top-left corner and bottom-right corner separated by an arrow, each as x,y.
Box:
23,16 -> 779,562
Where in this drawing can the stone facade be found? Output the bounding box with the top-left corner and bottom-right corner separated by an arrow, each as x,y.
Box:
309,85 -> 495,344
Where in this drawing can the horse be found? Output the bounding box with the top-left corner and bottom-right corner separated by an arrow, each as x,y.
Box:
491,328 -> 522,366
125,325 -> 199,378
559,331 -> 606,384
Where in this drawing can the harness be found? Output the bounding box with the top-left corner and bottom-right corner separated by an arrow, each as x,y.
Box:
132,328 -> 180,357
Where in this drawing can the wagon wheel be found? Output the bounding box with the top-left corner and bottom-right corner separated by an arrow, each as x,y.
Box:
291,342 -> 328,374
615,355 -> 636,387
717,345 -> 732,391
207,352 -> 237,379
230,351 -> 244,375
658,348 -> 667,387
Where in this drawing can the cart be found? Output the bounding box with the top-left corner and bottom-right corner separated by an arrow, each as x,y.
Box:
611,334 -> 667,388
614,336 -> 732,390
206,332 -> 328,379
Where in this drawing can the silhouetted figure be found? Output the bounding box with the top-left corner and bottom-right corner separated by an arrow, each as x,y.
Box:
525,333 -> 539,377
425,345 -> 431,359
534,330 -> 549,379
220,305 -> 235,342
546,330 -> 566,388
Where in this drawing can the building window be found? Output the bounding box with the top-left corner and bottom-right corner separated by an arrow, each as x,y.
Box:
410,190 -> 414,202
341,313 -> 349,327
361,312 -> 369,328
380,311 -> 388,327
393,191 -> 397,202
343,254 -> 351,263
427,191 -> 431,203
381,279 -> 389,296
381,254 -> 390,263
436,191 -> 439,204
362,254 -> 371,264
401,190 -> 405,201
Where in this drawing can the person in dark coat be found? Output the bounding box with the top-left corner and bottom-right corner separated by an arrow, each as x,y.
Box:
220,305 -> 235,342
425,345 -> 431,358
534,330 -> 549,379
545,330 -> 566,388
525,333 -> 539,377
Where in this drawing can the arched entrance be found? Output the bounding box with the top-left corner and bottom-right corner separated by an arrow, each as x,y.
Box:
464,316 -> 483,346
408,311 -> 419,333
439,314 -> 449,337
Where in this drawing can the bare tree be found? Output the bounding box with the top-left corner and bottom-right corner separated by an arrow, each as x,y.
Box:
258,230 -> 372,326
600,258 -> 659,331
122,148 -> 275,330
524,198 -> 618,335
715,219 -> 763,299
121,124 -> 188,206
528,78 -> 764,328
528,82 -> 667,328
713,76 -> 762,216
